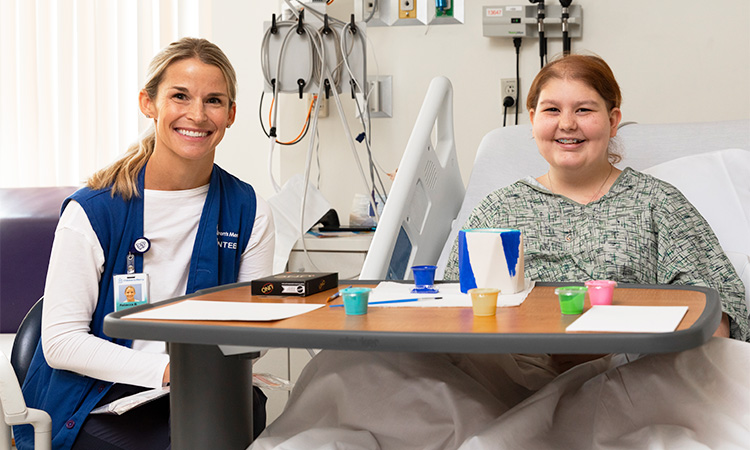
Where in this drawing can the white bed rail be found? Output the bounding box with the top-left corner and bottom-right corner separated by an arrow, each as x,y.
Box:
359,76 -> 465,280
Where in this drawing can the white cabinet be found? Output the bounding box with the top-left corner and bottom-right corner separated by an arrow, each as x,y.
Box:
287,233 -> 374,280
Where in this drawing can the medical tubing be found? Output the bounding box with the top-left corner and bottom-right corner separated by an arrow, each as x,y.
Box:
335,21 -> 381,220
314,128 -> 322,188
298,23 -> 328,272
266,93 -> 315,145
327,63 -> 380,222
340,23 -> 387,212
514,37 -> 522,125
353,37 -> 387,203
340,21 -> 367,103
261,19 -> 316,95
267,15 -> 323,190
352,92 -> 383,202
359,30 -> 390,198
264,9 -> 378,223
267,24 -> 301,192
318,25 -> 344,93
268,136 -> 281,193
366,134 -> 388,204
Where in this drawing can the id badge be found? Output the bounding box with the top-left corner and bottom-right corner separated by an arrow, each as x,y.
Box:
113,273 -> 150,311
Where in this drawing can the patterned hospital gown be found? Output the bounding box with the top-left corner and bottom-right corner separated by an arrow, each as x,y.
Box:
444,168 -> 749,342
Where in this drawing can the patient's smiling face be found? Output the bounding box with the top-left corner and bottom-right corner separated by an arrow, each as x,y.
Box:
530,77 -> 621,174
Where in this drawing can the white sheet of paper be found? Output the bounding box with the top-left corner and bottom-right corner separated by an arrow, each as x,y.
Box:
566,305 -> 689,333
124,300 -> 324,322
367,281 -> 535,307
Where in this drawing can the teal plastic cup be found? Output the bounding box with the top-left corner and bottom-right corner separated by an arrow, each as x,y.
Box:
341,287 -> 371,315
555,286 -> 587,315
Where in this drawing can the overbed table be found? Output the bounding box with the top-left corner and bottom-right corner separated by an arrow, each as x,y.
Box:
103,281 -> 721,449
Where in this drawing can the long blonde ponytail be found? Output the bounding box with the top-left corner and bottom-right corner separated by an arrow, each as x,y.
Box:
87,131 -> 155,199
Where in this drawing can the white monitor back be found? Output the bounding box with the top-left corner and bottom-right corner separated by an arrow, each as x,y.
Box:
359,77 -> 465,280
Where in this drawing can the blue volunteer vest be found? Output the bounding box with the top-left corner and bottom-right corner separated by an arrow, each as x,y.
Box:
15,164 -> 257,450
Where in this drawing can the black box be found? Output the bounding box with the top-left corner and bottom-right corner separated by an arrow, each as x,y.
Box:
251,272 -> 338,297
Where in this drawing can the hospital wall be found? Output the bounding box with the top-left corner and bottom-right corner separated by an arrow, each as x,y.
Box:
210,0 -> 750,223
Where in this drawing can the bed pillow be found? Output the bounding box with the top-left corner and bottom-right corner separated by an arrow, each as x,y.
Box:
643,148 -> 750,259
643,148 -> 750,309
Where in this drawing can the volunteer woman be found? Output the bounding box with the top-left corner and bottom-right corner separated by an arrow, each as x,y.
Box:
17,37 -> 275,450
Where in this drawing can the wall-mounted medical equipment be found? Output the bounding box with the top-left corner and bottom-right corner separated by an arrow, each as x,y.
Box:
262,5 -> 367,97
357,0 -> 465,26
483,2 -> 582,125
528,1 -> 547,68
261,1 -> 390,276
559,0 -> 573,55
482,4 -> 582,40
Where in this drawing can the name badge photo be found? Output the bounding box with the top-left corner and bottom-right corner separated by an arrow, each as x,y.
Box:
113,273 -> 150,311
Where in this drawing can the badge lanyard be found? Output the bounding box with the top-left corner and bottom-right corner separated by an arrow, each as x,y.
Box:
115,236 -> 152,311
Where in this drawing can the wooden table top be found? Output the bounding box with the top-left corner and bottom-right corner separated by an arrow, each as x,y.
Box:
105,282 -> 718,354
140,283 -> 705,334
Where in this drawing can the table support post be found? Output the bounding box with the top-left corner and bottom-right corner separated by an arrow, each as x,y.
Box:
169,343 -> 254,449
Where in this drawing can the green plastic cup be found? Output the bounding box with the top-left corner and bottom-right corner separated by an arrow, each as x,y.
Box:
555,286 -> 587,315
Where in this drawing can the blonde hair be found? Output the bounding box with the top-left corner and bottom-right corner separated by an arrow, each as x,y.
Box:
87,37 -> 238,199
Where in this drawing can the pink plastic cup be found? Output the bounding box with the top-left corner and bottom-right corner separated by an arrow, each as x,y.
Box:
584,280 -> 617,305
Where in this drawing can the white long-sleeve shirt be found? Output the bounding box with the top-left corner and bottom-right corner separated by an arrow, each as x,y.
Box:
41,185 -> 275,389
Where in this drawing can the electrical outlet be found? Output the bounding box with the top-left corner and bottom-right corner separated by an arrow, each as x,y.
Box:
400,0 -> 415,19
501,78 -> 520,113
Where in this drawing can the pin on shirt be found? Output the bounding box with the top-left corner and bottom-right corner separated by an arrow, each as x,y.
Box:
127,237 -> 151,274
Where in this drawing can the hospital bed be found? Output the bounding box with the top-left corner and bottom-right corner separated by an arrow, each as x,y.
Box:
360,77 -> 750,311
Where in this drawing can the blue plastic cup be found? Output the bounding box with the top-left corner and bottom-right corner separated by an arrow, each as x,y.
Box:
411,265 -> 438,293
341,287 -> 371,315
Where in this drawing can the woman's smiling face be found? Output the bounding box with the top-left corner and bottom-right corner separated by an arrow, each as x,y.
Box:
140,57 -> 235,167
530,77 -> 621,173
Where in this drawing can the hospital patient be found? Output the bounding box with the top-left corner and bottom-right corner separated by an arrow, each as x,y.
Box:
249,55 -> 750,450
